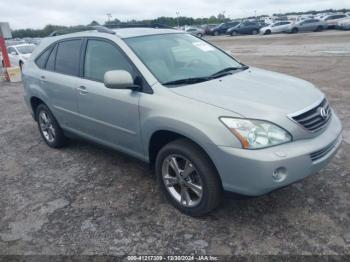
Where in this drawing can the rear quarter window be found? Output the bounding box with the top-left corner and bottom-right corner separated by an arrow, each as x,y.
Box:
35,46 -> 53,69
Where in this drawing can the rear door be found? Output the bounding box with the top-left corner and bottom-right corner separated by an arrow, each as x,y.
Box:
75,38 -> 143,158
39,39 -> 83,131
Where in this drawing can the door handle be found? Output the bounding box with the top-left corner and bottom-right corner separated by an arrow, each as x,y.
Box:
77,85 -> 88,95
40,75 -> 47,83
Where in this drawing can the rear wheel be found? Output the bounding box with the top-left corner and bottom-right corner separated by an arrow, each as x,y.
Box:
291,27 -> 299,34
265,29 -> 271,35
156,139 -> 222,216
252,29 -> 258,35
36,104 -> 66,148
213,31 -> 219,36
230,30 -> 237,36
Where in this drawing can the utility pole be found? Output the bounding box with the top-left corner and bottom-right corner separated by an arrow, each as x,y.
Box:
106,13 -> 112,22
176,11 -> 180,28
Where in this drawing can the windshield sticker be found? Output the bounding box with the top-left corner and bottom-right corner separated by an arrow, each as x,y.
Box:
192,42 -> 215,52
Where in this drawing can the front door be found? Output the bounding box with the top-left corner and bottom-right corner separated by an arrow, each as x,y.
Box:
76,38 -> 143,158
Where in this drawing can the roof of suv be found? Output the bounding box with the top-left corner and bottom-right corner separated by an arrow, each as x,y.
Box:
112,27 -> 182,38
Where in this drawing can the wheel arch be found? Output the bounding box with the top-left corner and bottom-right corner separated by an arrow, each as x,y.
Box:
30,96 -> 47,121
147,127 -> 218,173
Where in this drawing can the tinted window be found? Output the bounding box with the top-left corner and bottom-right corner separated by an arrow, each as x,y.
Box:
35,46 -> 52,69
280,21 -> 290,25
55,39 -> 82,76
46,44 -> 57,71
84,39 -> 133,82
303,20 -> 313,24
8,47 -> 17,54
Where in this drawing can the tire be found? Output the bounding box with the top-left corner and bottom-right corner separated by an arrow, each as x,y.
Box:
252,29 -> 258,35
213,31 -> 219,36
316,26 -> 323,32
19,61 -> 23,71
156,139 -> 222,216
36,104 -> 66,148
291,27 -> 299,34
265,29 -> 271,35
230,30 -> 237,36
197,33 -> 203,37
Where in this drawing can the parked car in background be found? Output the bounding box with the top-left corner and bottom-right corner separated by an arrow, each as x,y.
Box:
227,21 -> 262,36
337,17 -> 350,30
209,22 -> 240,35
3,44 -> 36,69
323,14 -> 348,29
260,21 -> 292,35
289,19 -> 327,33
185,27 -> 205,37
202,24 -> 218,35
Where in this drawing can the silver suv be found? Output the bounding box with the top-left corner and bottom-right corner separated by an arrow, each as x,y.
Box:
22,27 -> 342,216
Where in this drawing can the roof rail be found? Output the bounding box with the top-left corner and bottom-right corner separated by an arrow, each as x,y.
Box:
105,24 -> 173,29
90,25 -> 116,34
48,25 -> 115,37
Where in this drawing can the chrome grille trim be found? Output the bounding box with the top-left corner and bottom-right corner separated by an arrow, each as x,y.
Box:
310,137 -> 339,162
288,97 -> 332,132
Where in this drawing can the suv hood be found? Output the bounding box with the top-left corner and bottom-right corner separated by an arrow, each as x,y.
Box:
170,67 -> 324,119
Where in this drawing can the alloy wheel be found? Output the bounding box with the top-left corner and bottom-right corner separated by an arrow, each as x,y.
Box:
38,110 -> 56,143
161,154 -> 203,207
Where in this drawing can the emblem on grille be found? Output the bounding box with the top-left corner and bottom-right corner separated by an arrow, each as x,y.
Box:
319,107 -> 329,119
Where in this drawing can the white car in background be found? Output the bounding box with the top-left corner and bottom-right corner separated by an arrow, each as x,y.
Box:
323,14 -> 348,28
185,27 -> 205,37
5,44 -> 36,69
337,17 -> 350,30
260,21 -> 292,35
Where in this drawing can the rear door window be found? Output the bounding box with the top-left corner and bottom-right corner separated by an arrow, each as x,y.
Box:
55,39 -> 82,76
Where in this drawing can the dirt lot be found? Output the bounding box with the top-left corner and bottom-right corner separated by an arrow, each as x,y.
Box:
0,30 -> 350,256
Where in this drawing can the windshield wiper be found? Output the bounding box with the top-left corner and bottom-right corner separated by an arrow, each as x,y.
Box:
210,65 -> 249,78
162,65 -> 250,86
163,76 -> 213,86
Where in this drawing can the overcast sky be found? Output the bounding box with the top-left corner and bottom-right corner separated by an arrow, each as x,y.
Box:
1,0 -> 349,29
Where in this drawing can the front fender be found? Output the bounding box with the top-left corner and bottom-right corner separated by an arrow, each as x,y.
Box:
142,116 -> 218,161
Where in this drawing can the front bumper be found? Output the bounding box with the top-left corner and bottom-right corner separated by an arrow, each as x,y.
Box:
210,113 -> 342,196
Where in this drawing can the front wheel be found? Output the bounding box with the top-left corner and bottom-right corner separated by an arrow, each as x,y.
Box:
230,30 -> 237,36
252,29 -> 258,35
36,104 -> 66,148
156,139 -> 222,216
213,31 -> 219,36
315,26 -> 323,32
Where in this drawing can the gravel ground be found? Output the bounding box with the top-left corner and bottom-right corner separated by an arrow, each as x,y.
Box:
0,30 -> 349,256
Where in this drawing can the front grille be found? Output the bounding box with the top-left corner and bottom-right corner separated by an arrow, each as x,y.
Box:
310,138 -> 338,162
291,99 -> 332,132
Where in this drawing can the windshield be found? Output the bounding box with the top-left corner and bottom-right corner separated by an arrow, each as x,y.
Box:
125,33 -> 243,84
16,45 -> 35,54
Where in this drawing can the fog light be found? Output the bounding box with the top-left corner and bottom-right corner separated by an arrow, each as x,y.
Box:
272,167 -> 287,182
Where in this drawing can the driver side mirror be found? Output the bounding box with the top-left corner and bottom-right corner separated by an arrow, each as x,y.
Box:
104,70 -> 140,91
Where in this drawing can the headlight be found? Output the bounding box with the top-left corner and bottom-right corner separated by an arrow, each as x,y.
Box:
220,117 -> 292,149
